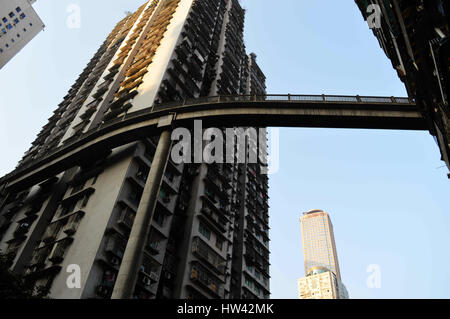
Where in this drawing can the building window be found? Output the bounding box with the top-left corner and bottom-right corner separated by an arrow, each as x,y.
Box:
16,7 -> 22,13
215,238 -> 223,251
2,18 -> 7,23
9,12 -> 15,18
20,14 -> 26,20
198,222 -> 211,240
153,210 -> 165,227
13,18 -> 19,24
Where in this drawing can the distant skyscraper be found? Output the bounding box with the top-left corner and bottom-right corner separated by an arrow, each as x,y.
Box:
298,267 -> 348,299
298,209 -> 348,299
0,0 -> 44,69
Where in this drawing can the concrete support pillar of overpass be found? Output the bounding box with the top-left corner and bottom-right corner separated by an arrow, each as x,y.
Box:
112,115 -> 174,299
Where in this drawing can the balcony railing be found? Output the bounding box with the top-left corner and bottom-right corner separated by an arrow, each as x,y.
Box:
62,211 -> 85,236
190,262 -> 224,297
105,235 -> 126,259
48,238 -> 73,264
117,207 -> 135,229
192,237 -> 226,274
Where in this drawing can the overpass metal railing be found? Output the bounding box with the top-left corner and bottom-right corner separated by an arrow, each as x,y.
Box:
3,94 -> 415,183
153,94 -> 415,111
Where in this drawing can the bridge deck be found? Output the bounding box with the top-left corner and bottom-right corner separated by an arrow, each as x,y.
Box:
0,94 -> 425,191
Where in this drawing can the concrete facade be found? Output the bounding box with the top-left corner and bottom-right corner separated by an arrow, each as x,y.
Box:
0,0 -> 44,69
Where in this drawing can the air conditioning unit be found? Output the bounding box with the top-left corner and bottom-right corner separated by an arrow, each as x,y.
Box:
142,276 -> 152,286
48,242 -> 65,263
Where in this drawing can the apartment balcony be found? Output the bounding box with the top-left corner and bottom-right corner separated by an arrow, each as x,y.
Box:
107,89 -> 138,112
126,186 -> 143,209
105,234 -> 126,259
48,238 -> 73,264
157,187 -> 175,213
117,206 -> 135,230
79,106 -> 96,121
161,164 -> 180,188
30,245 -> 53,267
191,237 -> 226,275
201,194 -> 228,219
137,254 -> 160,291
135,169 -> 148,184
137,272 -> 159,293
103,107 -> 123,122
104,67 -> 119,81
189,262 -> 224,298
61,187 -> 95,207
146,240 -> 160,256
200,205 -> 228,234
208,165 -> 232,188
244,250 -> 256,265
98,253 -> 121,271
42,221 -> 61,244
62,211 -> 85,236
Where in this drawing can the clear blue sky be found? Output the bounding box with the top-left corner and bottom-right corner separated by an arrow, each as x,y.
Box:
1,0 -> 449,299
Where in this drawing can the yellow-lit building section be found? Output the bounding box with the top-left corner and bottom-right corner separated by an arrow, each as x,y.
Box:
300,209 -> 341,281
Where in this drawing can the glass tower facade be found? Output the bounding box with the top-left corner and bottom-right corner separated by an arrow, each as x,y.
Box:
298,209 -> 348,299
300,209 -> 341,280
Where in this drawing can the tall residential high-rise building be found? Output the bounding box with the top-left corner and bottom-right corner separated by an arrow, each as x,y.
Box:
0,0 -> 45,69
298,210 -> 348,299
0,0 -> 270,300
355,0 -> 450,177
